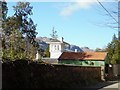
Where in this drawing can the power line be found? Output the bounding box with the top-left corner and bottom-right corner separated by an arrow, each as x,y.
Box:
97,0 -> 118,24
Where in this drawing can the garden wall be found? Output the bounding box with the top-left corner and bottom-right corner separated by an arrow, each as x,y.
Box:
2,60 -> 101,88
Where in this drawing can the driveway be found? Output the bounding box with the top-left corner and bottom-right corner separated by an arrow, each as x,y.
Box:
88,81 -> 119,90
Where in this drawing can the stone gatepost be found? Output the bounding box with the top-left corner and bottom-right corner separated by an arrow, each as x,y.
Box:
101,66 -> 105,81
113,64 -> 120,77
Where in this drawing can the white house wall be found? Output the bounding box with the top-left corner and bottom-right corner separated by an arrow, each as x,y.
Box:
49,43 -> 64,58
50,51 -> 62,58
49,44 -> 62,52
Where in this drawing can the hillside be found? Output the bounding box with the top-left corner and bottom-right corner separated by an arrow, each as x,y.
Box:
36,37 -> 94,52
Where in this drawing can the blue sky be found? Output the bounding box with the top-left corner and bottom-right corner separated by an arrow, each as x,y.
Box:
7,1 -> 118,50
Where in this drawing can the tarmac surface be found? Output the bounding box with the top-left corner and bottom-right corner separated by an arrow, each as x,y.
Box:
88,80 -> 119,90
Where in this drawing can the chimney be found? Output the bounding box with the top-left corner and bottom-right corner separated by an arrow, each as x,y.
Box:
60,37 -> 64,42
75,49 -> 77,52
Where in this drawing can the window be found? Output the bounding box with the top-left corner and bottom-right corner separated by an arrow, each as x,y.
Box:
51,45 -> 53,51
57,45 -> 59,50
55,45 -> 57,50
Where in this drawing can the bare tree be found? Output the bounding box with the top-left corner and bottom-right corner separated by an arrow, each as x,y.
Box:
50,27 -> 58,39
97,0 -> 120,40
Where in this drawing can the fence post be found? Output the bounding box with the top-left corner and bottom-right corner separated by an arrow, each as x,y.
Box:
101,66 -> 105,81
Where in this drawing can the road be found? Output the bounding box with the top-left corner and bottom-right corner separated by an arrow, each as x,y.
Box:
88,81 -> 119,90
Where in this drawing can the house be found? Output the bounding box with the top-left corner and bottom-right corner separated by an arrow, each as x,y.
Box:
58,52 -> 108,67
46,37 -> 83,59
46,37 -> 65,58
36,36 -> 83,59
58,52 -> 108,81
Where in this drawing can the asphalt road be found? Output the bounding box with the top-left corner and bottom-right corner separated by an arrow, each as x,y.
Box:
88,81 -> 119,90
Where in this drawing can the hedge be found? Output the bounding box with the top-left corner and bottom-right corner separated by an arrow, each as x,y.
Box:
2,60 -> 101,88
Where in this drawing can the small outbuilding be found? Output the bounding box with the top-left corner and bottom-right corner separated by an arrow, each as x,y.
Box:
58,52 -> 108,67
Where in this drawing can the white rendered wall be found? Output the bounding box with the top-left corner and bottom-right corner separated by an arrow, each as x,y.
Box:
49,43 -> 64,58
50,51 -> 62,58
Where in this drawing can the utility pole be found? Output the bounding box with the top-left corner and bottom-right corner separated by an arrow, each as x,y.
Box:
0,1 -> 2,90
0,1 -> 2,61
118,1 -> 120,41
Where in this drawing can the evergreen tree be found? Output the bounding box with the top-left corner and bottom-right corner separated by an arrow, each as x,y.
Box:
2,16 -> 26,60
44,47 -> 50,57
12,2 -> 38,59
0,0 -> 8,49
112,34 -> 117,41
2,1 -> 38,61
106,34 -> 120,64
13,2 -> 38,46
0,0 -> 8,60
112,40 -> 120,64
1,0 -> 8,22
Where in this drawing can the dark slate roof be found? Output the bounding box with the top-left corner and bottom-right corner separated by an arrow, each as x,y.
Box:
49,38 -> 61,42
70,45 -> 84,52
81,47 -> 94,52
